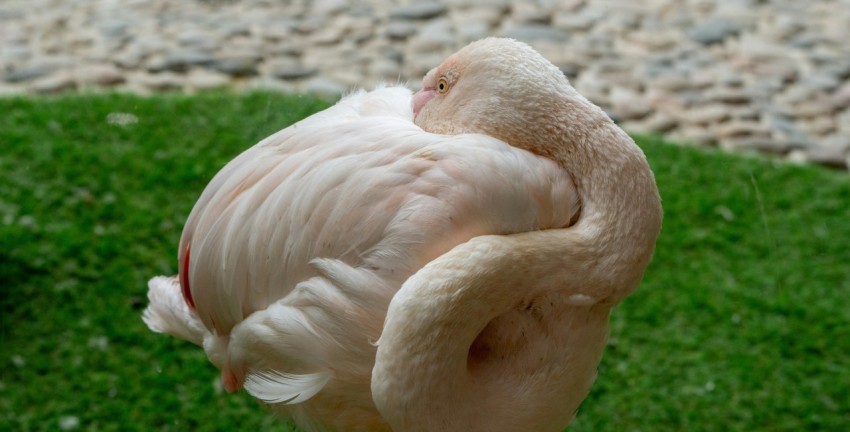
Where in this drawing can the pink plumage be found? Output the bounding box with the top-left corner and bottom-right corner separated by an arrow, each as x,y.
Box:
144,38 -> 661,432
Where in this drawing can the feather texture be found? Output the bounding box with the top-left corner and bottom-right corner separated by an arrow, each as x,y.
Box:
142,276 -> 205,346
146,83 -> 580,430
244,370 -> 334,405
180,86 -> 578,337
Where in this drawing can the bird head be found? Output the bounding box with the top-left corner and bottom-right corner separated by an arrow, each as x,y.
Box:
412,37 -> 609,163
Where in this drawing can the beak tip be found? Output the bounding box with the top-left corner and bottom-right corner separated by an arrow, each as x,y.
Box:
222,369 -> 242,393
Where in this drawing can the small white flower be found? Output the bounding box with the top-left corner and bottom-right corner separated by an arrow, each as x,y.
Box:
59,416 -> 80,431
106,112 -> 139,126
11,355 -> 25,368
87,336 -> 109,351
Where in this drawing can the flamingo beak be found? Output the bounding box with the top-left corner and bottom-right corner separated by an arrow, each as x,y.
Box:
412,88 -> 437,118
222,367 -> 244,393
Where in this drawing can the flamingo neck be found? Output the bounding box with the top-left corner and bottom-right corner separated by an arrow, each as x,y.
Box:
372,233 -> 619,431
563,117 -> 663,302
373,96 -> 661,431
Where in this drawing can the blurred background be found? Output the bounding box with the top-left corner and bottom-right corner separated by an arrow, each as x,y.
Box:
2,0 -> 849,169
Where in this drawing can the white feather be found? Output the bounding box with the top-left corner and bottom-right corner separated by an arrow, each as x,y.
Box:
142,276 -> 206,346
244,370 -> 333,404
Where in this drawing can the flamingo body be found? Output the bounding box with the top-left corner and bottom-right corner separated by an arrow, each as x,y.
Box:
144,38 -> 661,432
146,85 -> 579,430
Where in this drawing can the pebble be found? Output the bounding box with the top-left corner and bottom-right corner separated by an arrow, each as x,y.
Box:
753,139 -> 797,155
4,66 -> 51,83
452,7 -> 504,28
248,77 -> 296,94
385,21 -> 418,40
390,3 -> 447,20
805,136 -> 850,169
500,24 -> 569,43
765,112 -> 809,143
688,16 -> 743,45
643,112 -> 679,134
706,87 -> 753,105
0,0 -> 848,171
149,50 -> 215,73
716,121 -> 771,139
838,110 -> 850,136
410,18 -> 455,52
510,3 -> 551,25
302,77 -> 347,99
213,52 -> 260,76
135,72 -> 184,92
268,58 -> 318,81
609,88 -> 652,121
186,69 -> 230,91
719,136 -> 786,154
831,83 -> 850,110
75,63 -> 125,87
30,72 -> 76,94
671,126 -> 717,147
680,104 -> 730,125
456,21 -> 491,44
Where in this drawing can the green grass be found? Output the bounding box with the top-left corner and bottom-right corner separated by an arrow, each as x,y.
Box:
1,92 -> 848,431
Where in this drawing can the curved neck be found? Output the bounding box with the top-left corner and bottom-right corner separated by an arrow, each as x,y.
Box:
550,97 -> 663,301
373,98 -> 662,430
372,232 -> 617,431
477,91 -> 662,293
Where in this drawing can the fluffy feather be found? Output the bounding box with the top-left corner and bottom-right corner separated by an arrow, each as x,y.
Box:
142,276 -> 205,346
244,370 -> 334,405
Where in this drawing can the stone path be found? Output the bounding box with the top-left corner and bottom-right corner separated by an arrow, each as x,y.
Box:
2,0 -> 849,170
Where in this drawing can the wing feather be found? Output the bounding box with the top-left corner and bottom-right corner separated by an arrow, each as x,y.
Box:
182,86 -> 578,335
244,370 -> 334,405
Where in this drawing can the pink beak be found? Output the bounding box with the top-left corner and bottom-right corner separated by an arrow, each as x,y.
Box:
412,88 -> 437,118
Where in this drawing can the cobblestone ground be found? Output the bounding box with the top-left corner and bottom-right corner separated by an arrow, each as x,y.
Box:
2,0 -> 849,169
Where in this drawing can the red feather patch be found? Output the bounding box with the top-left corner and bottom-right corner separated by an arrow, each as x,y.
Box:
180,244 -> 195,310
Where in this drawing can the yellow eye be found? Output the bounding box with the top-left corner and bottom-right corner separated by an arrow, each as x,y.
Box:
437,78 -> 449,93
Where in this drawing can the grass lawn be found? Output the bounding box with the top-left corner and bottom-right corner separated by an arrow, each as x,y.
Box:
1,92 -> 848,431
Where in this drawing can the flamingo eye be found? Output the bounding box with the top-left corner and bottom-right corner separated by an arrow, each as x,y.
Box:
437,78 -> 449,93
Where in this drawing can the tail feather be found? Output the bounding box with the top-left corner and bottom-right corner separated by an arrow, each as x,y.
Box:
143,276 -> 207,346
245,370 -> 333,404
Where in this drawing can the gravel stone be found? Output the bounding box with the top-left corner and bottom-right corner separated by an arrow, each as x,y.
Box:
149,50 -> 215,72
4,65 -> 52,83
385,21 -> 418,40
186,69 -> 230,91
689,17 -> 743,45
717,121 -> 771,139
136,72 -> 184,91
2,0 -> 848,171
30,72 -> 77,93
213,52 -> 261,76
269,58 -> 318,80
75,63 -> 125,86
500,24 -> 568,43
302,77 -> 347,99
390,3 -> 447,20
805,138 -> 850,168
409,19 -> 455,52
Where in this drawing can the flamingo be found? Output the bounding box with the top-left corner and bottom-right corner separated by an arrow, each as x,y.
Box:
144,37 -> 662,432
